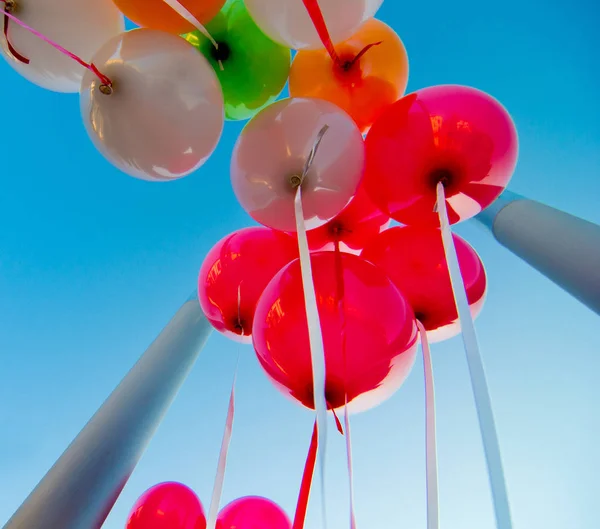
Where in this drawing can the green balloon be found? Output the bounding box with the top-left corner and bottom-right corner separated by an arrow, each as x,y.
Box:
184,0 -> 291,121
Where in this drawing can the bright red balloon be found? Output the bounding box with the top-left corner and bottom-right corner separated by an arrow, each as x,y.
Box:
306,183 -> 390,255
198,227 -> 299,342
126,482 -> 206,529
217,496 -> 291,529
364,85 -> 518,226
361,226 -> 487,343
252,252 -> 418,413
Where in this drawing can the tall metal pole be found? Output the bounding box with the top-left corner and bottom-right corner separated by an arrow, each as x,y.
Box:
474,191 -> 600,315
3,292 -> 212,529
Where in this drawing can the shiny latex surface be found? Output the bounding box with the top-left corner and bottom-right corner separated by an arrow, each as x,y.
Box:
126,482 -> 207,529
244,0 -> 382,50
185,0 -> 290,121
231,97 -> 365,232
198,227 -> 299,342
361,226 -> 487,343
364,85 -> 519,226
216,496 -> 291,529
306,182 -> 390,255
252,252 -> 418,413
112,0 -> 225,35
80,29 -> 224,181
290,18 -> 409,133
0,0 -> 124,92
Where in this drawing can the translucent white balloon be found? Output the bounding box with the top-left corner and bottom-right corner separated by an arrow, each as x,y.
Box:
231,97 -> 365,232
244,0 -> 383,50
80,29 -> 224,182
0,0 -> 124,92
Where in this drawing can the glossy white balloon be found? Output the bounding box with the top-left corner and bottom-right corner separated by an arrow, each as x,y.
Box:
244,0 -> 383,50
80,29 -> 224,181
0,0 -> 124,92
231,97 -> 365,232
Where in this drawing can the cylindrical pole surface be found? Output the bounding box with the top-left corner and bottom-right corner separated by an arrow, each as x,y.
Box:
474,192 -> 600,315
3,293 -> 212,529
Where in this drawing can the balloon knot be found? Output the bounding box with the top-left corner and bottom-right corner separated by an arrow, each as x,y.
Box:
3,0 -> 15,13
290,174 -> 303,188
99,84 -> 113,96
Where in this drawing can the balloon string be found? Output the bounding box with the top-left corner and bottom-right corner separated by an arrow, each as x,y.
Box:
416,320 -> 439,529
292,421 -> 318,529
161,0 -> 224,71
435,182 -> 513,529
293,123 -> 330,529
1,1 -> 28,63
0,6 -> 112,88
301,0 -> 343,68
343,403 -> 357,529
342,41 -> 383,71
205,351 -> 239,529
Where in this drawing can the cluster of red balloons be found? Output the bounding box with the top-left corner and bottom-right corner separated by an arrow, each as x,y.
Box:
126,482 -> 291,529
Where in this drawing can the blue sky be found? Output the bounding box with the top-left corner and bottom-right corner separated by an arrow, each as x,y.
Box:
0,0 -> 598,528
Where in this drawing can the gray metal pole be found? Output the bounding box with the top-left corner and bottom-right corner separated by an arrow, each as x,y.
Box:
3,292 -> 212,529
474,191 -> 600,315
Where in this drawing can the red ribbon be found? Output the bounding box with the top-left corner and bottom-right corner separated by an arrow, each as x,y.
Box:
2,1 -> 28,63
293,421 -> 319,529
301,0 -> 343,68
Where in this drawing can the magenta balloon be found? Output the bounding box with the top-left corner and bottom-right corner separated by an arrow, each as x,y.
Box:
230,97 -> 365,232
217,496 -> 291,529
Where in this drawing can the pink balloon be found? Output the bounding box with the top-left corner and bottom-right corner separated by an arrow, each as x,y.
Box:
231,97 -> 365,232
217,496 -> 291,529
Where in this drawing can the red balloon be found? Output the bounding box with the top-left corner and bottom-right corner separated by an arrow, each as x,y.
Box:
361,226 -> 487,343
217,496 -> 291,529
306,183 -> 390,255
127,482 -> 206,529
364,85 -> 518,226
252,252 -> 418,413
198,227 -> 299,342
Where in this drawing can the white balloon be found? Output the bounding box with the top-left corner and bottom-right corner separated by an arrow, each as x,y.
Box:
244,0 -> 383,50
80,29 -> 224,182
0,0 -> 124,92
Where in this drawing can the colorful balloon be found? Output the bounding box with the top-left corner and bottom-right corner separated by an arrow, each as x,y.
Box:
184,0 -> 290,121
364,85 -> 519,226
0,0 -> 124,92
127,482 -> 206,529
198,227 -> 299,342
112,0 -> 225,35
290,18 -> 409,133
361,226 -> 487,343
80,29 -> 224,181
253,252 -> 418,413
306,182 -> 390,255
217,496 -> 291,529
244,0 -> 382,50
231,97 -> 365,232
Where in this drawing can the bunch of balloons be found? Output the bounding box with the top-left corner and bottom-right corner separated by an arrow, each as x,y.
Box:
1,0 -> 519,527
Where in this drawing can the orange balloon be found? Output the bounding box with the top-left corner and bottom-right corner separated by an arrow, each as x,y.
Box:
113,0 -> 225,35
289,19 -> 409,133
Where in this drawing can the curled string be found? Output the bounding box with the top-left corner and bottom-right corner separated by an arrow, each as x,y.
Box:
416,320 -> 439,529
293,123 -> 330,529
205,286 -> 242,529
2,1 -> 28,63
161,0 -> 224,71
435,182 -> 513,529
0,6 -> 111,87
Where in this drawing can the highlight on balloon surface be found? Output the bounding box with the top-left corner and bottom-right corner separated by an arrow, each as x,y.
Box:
126,482 -> 207,529
216,496 -> 292,529
306,181 -> 390,255
184,0 -> 291,121
290,18 -> 409,133
362,225 -> 487,343
0,0 -> 124,92
79,28 -> 224,181
197,226 -> 299,342
231,97 -> 365,232
252,251 -> 418,414
244,0 -> 383,50
112,0 -> 225,35
364,84 -> 519,226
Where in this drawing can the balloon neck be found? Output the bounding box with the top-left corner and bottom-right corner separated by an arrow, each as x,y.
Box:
211,41 -> 230,63
3,0 -> 16,13
289,174 -> 303,189
429,168 -> 453,188
99,84 -> 113,96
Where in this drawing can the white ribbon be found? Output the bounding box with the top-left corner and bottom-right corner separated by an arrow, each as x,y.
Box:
344,402 -> 357,529
416,320 -> 439,529
436,182 -> 513,529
